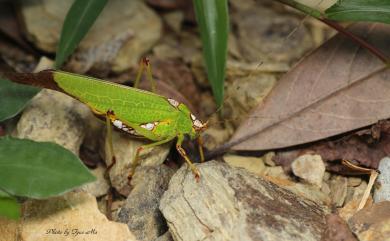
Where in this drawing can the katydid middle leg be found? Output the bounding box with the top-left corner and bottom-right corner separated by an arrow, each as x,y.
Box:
105,110 -> 117,174
128,137 -> 176,181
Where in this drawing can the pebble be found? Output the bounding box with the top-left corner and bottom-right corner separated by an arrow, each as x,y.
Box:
330,175 -> 348,207
374,157 -> 390,202
291,154 -> 325,188
224,154 -> 266,176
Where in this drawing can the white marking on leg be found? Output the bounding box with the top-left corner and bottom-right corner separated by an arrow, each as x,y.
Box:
167,98 -> 179,108
190,113 -> 196,121
193,119 -> 203,128
113,120 -> 123,128
140,122 -> 155,131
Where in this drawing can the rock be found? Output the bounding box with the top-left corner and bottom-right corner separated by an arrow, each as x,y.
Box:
347,177 -> 362,187
223,154 -> 266,176
228,32 -> 243,59
15,89 -> 86,155
265,176 -> 331,205
263,166 -> 290,180
20,0 -> 162,72
155,231 -> 174,241
80,165 -> 110,197
339,199 -> 361,222
0,217 -> 17,241
180,31 -> 202,65
263,151 -> 276,166
322,214 -> 357,241
162,11 -> 184,33
0,191 -> 136,241
201,126 -> 232,150
224,73 -> 277,127
104,131 -> 171,196
374,157 -> 390,202
160,161 -> 329,241
233,5 -> 313,63
153,42 -> 182,60
345,181 -> 367,205
330,175 -> 348,207
339,181 -> 372,222
348,201 -> 390,241
66,31 -> 132,74
321,182 -> 331,196
323,172 -> 331,181
116,165 -> 174,241
291,154 -> 325,188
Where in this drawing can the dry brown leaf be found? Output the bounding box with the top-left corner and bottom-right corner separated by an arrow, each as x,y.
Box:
229,23 -> 390,151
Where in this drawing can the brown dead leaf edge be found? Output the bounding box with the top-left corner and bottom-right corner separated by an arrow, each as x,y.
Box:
218,23 -> 390,171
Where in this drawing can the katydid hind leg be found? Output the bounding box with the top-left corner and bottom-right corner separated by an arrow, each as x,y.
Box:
128,137 -> 176,182
133,58 -> 145,89
105,110 -> 117,175
133,57 -> 156,93
144,58 -> 156,93
176,134 -> 201,181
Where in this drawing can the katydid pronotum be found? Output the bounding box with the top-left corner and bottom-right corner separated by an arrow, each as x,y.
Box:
6,62 -> 207,180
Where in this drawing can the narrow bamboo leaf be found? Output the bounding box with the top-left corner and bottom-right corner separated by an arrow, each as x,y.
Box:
0,196 -> 20,220
325,0 -> 390,24
55,0 -> 108,68
0,78 -> 39,122
193,0 -> 229,107
0,136 -> 96,199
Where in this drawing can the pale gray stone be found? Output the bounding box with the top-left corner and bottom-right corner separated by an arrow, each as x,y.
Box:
116,165 -> 174,241
374,157 -> 390,202
20,0 -> 162,72
292,154 -> 325,188
15,89 -> 86,155
160,161 -> 329,241
80,165 -> 110,197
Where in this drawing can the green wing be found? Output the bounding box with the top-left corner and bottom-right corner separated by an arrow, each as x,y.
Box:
53,71 -> 178,123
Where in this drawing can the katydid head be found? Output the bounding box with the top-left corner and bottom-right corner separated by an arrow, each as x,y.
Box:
190,117 -> 208,139
175,101 -> 207,139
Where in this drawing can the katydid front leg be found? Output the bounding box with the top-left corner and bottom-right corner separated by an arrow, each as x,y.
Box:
176,133 -> 201,181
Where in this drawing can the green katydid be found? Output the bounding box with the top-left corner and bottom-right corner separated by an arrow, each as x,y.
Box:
5,63 -> 207,180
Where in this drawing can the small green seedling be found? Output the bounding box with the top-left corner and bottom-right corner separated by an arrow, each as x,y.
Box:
6,63 -> 207,180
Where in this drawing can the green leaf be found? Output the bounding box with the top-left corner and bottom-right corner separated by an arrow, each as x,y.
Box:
0,196 -> 20,220
325,0 -> 390,24
55,0 -> 108,68
0,79 -> 39,122
193,0 -> 229,107
0,136 -> 96,199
